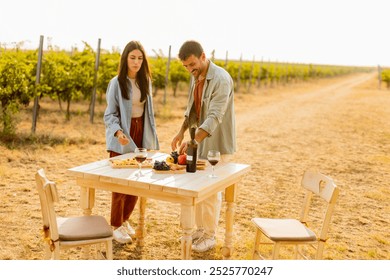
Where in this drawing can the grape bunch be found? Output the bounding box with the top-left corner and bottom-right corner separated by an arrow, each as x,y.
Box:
153,160 -> 171,171
170,151 -> 179,164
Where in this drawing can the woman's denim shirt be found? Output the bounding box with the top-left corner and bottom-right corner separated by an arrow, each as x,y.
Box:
104,76 -> 159,154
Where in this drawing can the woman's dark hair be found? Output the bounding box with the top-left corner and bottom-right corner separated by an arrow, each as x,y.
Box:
178,40 -> 204,61
118,41 -> 151,101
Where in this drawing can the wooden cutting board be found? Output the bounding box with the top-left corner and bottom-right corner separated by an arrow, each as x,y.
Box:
152,163 -> 186,174
110,158 -> 153,169
152,169 -> 186,174
178,160 -> 207,170
152,160 -> 207,173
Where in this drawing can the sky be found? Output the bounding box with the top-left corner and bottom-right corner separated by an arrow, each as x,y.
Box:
1,0 -> 389,67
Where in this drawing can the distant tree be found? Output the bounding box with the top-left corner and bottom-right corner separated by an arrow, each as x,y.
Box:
381,69 -> 390,88
0,51 -> 35,134
150,50 -> 166,96
169,60 -> 190,97
97,51 -> 120,103
41,43 -> 95,120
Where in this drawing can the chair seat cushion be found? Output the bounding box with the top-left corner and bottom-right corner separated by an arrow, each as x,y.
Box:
252,218 -> 317,241
57,216 -> 113,241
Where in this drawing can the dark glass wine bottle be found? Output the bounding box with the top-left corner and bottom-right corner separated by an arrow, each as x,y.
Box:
186,127 -> 198,173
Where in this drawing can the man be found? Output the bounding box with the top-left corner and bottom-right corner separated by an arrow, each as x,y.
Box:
171,40 -> 236,252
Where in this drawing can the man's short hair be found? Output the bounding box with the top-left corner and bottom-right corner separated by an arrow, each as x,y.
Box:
178,40 -> 204,61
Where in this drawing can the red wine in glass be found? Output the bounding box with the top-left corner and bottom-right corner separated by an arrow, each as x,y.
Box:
208,159 -> 219,166
135,156 -> 147,163
207,150 -> 220,178
134,148 -> 147,176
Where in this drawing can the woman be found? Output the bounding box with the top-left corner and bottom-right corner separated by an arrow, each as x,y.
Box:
104,41 -> 159,243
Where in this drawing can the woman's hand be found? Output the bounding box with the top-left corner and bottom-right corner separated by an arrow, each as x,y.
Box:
116,130 -> 130,145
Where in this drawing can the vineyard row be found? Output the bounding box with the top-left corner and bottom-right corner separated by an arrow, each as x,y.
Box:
0,43 -> 373,135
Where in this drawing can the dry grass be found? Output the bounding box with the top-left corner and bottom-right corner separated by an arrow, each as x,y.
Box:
0,73 -> 389,260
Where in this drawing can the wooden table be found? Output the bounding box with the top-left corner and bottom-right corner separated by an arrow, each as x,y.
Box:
67,152 -> 250,259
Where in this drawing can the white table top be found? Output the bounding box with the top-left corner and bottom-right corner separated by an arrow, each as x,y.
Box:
68,152 -> 251,201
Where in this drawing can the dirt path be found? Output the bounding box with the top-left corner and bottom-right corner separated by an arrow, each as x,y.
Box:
236,73 -> 374,130
232,72 -> 390,260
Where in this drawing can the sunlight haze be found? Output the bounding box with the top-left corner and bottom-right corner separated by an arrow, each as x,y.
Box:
1,0 -> 388,67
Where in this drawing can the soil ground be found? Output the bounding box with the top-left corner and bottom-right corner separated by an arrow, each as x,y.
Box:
0,72 -> 389,260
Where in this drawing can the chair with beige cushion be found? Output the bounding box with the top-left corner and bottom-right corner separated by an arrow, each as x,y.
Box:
35,168 -> 113,259
251,170 -> 339,259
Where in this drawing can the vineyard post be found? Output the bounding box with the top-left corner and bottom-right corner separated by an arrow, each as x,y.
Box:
272,60 -> 278,87
211,49 -> 215,62
247,55 -> 255,93
284,62 -> 288,85
257,57 -> 263,89
89,38 -> 101,124
300,62 -> 305,82
163,45 -> 171,105
265,59 -> 270,88
31,35 -> 44,134
225,50 -> 228,68
236,53 -> 242,92
378,65 -> 382,89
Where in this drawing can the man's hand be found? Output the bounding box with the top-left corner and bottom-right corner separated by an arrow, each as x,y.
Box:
178,141 -> 188,155
171,132 -> 184,152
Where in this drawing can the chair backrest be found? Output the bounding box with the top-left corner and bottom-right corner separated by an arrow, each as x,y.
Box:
301,170 -> 338,202
299,170 -> 339,242
35,169 -> 60,243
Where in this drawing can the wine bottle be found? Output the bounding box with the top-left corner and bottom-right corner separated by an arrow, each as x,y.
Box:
186,127 -> 198,173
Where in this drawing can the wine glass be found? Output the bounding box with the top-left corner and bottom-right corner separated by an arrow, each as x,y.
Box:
207,150 -> 220,178
134,148 -> 147,176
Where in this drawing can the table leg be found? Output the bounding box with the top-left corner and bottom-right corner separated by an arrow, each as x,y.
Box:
80,186 -> 95,258
180,204 -> 195,260
222,184 -> 237,259
80,187 -> 95,216
136,197 -> 146,247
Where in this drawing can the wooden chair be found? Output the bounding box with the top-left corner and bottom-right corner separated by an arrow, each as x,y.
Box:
35,168 -> 113,260
251,170 -> 339,259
